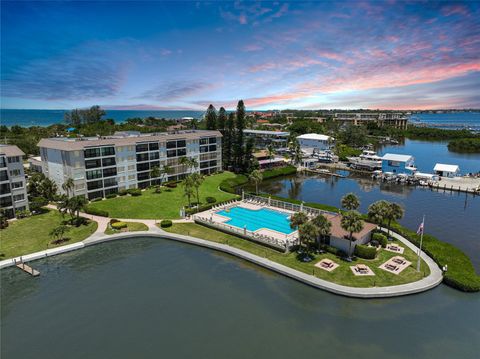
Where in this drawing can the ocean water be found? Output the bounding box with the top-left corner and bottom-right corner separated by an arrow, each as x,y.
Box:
0,109 -> 205,127
410,112 -> 480,131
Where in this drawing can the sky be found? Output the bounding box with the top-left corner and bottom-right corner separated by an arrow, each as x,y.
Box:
1,0 -> 479,111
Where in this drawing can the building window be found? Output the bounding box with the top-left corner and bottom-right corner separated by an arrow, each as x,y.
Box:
166,141 -> 176,149
177,148 -> 186,156
88,190 -> 103,200
0,170 -> 9,181
136,143 -> 148,152
11,181 -> 23,189
104,187 -> 118,196
86,169 -> 103,180
87,180 -> 103,191
136,153 -> 149,162
200,138 -> 208,145
103,178 -> 117,188
128,164 -> 135,171
7,156 -> 20,163
9,169 -> 21,177
137,163 -> 149,172
209,145 -> 217,152
137,172 -> 149,181
101,147 -> 115,156
177,140 -> 186,148
84,148 -> 101,158
103,167 -> 117,178
102,157 -> 116,167
149,152 -> 159,160
0,157 -> 7,168
13,194 -> 25,202
85,159 -> 101,169
0,183 -> 11,194
209,137 -> 217,144
0,196 -> 13,207
128,174 -> 136,180
167,150 -> 176,158
149,142 -> 159,151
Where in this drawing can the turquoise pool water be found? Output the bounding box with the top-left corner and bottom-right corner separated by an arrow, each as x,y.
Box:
217,207 -> 294,234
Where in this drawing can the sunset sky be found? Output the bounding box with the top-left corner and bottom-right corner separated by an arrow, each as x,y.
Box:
1,1 -> 479,110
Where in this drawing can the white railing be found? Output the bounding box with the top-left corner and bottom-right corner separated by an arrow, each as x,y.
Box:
193,214 -> 298,251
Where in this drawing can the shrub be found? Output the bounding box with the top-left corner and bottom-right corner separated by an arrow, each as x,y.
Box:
111,221 -> 127,230
165,182 -> 177,188
91,197 -> 103,202
206,196 -> 216,204
128,188 -> 142,196
110,218 -> 119,225
372,233 -> 388,248
118,189 -> 128,196
106,193 -> 117,199
160,219 -> 172,228
354,244 -> 377,259
84,207 -> 109,217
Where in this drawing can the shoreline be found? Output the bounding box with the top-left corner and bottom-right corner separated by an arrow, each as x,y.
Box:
0,224 -> 443,299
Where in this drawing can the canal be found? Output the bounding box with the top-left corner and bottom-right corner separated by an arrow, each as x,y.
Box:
1,237 -> 479,359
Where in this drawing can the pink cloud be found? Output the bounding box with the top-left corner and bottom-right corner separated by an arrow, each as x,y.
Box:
441,4 -> 469,17
243,44 -> 263,52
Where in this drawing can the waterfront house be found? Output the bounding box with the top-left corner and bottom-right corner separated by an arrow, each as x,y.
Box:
381,153 -> 416,174
0,144 -> 29,218
434,163 -> 460,178
243,129 -> 290,150
296,133 -> 334,152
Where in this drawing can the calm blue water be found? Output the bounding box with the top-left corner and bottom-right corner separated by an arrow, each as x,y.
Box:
0,109 -> 204,127
378,139 -> 479,174
217,207 -> 294,234
410,112 -> 480,131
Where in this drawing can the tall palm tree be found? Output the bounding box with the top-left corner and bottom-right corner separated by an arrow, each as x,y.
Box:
311,214 -> 332,249
183,176 -> 195,209
293,144 -> 303,166
68,195 -> 88,225
340,210 -> 364,258
266,144 -> 275,167
62,177 -> 74,197
384,202 -> 404,238
160,164 -> 173,189
150,166 -> 161,192
290,212 -> 308,231
248,170 -> 263,194
367,200 -> 388,228
341,192 -> 360,210
298,221 -> 319,257
189,172 -> 204,211
179,156 -> 198,174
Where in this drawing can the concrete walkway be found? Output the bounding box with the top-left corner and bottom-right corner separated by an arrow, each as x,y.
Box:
2,208 -> 443,298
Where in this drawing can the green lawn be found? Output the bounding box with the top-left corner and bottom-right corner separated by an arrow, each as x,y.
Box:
104,221 -> 149,235
88,171 -> 238,219
0,209 -> 98,259
163,223 -> 430,288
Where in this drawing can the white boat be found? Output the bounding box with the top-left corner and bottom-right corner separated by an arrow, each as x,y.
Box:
347,150 -> 382,170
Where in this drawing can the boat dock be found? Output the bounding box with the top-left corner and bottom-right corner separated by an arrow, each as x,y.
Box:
304,168 -> 346,178
15,261 -> 40,276
428,177 -> 480,194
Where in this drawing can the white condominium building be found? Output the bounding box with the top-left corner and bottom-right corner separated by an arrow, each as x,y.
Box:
38,130 -> 222,200
0,145 -> 29,218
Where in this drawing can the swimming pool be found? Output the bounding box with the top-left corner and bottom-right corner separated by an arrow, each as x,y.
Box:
216,206 -> 295,234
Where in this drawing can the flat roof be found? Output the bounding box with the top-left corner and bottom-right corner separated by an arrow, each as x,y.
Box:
243,129 -> 290,136
0,144 -> 25,157
296,133 -> 334,141
381,153 -> 413,162
38,130 -> 222,151
434,163 -> 459,172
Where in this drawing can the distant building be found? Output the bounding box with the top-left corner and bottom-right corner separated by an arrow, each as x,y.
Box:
0,145 -> 29,218
243,129 -> 290,150
38,130 -> 222,200
296,133 -> 334,152
434,163 -> 460,177
28,156 -> 43,173
334,112 -> 408,129
253,150 -> 286,170
381,153 -> 416,174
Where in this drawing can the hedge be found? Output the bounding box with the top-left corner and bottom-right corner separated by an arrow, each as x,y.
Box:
160,219 -> 172,228
84,207 -> 109,217
354,244 -> 377,259
206,196 -> 216,204
261,195 -> 480,292
106,193 -> 117,199
90,197 -> 103,202
372,233 -> 388,248
111,221 -> 127,229
128,188 -> 142,196
118,189 -> 128,196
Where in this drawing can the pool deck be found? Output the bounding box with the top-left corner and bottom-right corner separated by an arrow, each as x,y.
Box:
0,210 -> 444,298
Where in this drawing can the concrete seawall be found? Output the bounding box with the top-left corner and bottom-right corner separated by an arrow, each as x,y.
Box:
0,227 -> 443,298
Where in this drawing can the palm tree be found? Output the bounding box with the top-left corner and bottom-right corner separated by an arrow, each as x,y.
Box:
298,221 -> 319,258
150,166 -> 161,192
180,157 -> 198,174
340,210 -> 364,258
290,211 -> 308,231
293,144 -> 303,166
159,164 -> 173,190
183,176 -> 195,209
49,224 -> 70,243
266,144 -> 275,167
384,202 -> 404,238
62,177 -> 74,197
367,200 -> 388,228
311,214 -> 332,249
189,173 -> 204,211
39,177 -> 58,201
68,195 -> 88,225
248,170 -> 263,194
341,192 -> 360,210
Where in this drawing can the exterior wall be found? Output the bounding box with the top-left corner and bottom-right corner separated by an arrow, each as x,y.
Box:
0,154 -> 29,218
39,132 -> 222,199
381,159 -> 415,174
329,232 -> 372,256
